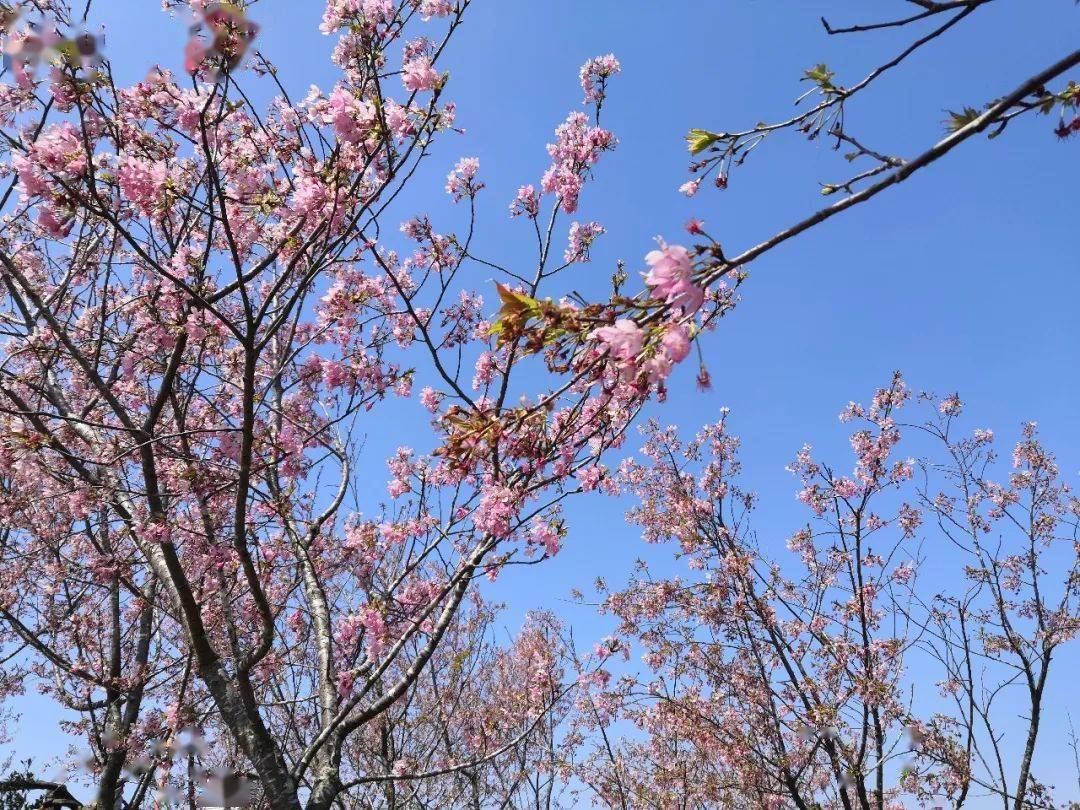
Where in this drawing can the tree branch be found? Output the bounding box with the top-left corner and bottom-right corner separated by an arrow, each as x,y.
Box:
703,48 -> 1080,286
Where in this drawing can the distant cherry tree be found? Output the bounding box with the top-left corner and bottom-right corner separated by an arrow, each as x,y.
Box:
580,376 -> 1080,808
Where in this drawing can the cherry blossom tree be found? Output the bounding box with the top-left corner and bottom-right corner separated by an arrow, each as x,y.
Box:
0,0 -> 1075,808
581,375 -> 1079,808
0,1 -> 697,806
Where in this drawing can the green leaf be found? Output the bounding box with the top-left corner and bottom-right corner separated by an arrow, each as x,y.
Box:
490,283 -> 542,341
944,106 -> 981,133
803,63 -> 835,89
495,283 -> 539,316
686,128 -> 721,155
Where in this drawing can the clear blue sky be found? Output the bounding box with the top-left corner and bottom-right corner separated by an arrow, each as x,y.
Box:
8,0 -> 1080,797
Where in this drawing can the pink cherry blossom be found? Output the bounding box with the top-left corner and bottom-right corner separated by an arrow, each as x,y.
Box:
446,156 -> 483,202
644,240 -> 704,314
419,0 -> 452,20
541,111 -> 616,214
474,485 -> 520,538
118,154 -> 169,216
321,84 -> 376,144
580,53 -> 621,104
660,323 -> 691,364
591,319 -> 644,363
402,55 -> 439,92
510,184 -> 540,219
564,221 -> 604,263
420,386 -> 442,413
679,178 -> 701,197
529,522 -> 562,556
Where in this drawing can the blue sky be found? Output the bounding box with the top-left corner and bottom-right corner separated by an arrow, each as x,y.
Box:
7,0 -> 1080,798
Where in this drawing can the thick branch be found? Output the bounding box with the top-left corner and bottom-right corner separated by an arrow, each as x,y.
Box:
703,48 -> 1080,286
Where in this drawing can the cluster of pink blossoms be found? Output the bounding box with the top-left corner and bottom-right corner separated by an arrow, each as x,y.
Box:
403,56 -> 439,92
472,350 -> 497,390
643,240 -> 704,314
589,239 -> 704,387
541,111 -> 616,214
118,154 -> 170,217
527,522 -> 562,557
446,156 -> 483,202
590,320 -> 643,364
635,324 -> 692,384
419,386 -> 443,413
387,447 -> 415,498
503,55 -> 616,229
402,39 -> 440,93
591,318 -> 693,386
564,221 -> 604,263
321,0 -> 393,33
12,120 -> 88,235
333,607 -> 389,663
318,85 -> 377,144
579,53 -> 621,104
418,0 -> 453,20
509,184 -> 540,219
474,485 -> 521,538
